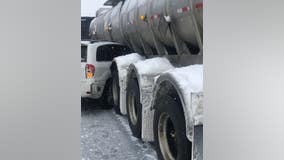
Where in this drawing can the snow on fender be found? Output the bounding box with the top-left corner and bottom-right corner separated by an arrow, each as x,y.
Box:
128,57 -> 175,141
113,53 -> 145,115
152,65 -> 203,141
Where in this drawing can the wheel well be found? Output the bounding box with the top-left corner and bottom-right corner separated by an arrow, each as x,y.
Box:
103,78 -> 112,92
154,81 -> 183,111
127,68 -> 139,89
105,78 -> 112,86
110,61 -> 117,72
128,68 -> 137,80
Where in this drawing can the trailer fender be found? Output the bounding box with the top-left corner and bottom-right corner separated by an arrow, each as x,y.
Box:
152,65 -> 203,142
112,53 -> 144,115
127,57 -> 174,141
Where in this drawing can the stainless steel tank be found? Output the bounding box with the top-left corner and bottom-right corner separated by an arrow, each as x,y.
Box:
123,0 -> 143,52
89,18 -> 96,39
109,2 -> 124,43
90,0 -> 203,55
94,15 -> 105,40
102,10 -> 113,41
136,0 -> 155,50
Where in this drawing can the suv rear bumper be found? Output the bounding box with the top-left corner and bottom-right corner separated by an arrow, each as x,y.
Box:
90,80 -> 105,99
81,78 -> 107,99
81,79 -> 93,98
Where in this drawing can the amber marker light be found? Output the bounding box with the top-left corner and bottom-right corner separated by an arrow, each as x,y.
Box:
140,15 -> 146,21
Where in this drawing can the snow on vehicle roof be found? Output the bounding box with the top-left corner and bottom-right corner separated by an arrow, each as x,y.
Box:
81,40 -> 121,46
81,41 -> 91,45
89,41 -> 120,46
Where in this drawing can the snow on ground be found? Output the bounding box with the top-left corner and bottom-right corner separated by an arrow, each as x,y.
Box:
81,101 -> 157,160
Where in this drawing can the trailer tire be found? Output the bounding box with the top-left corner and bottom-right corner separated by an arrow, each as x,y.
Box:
154,95 -> 191,160
112,69 -> 121,114
126,77 -> 142,138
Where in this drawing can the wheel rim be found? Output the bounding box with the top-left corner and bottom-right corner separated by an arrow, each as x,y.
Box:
158,112 -> 177,160
112,78 -> 118,106
128,91 -> 138,125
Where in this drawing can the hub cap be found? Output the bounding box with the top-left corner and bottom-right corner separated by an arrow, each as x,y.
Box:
158,113 -> 177,160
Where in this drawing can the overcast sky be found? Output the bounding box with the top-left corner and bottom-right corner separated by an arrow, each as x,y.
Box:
81,0 -> 110,17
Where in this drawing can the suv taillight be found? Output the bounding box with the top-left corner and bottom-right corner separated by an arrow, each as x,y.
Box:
85,64 -> 95,79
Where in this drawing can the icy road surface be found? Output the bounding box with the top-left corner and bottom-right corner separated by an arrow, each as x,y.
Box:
81,101 -> 157,160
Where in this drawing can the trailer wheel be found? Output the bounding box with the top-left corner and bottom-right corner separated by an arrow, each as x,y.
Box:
154,95 -> 191,160
112,69 -> 121,114
126,77 -> 142,138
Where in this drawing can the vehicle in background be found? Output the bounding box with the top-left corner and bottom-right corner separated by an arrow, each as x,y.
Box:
81,17 -> 94,40
89,0 -> 203,159
81,40 -> 133,107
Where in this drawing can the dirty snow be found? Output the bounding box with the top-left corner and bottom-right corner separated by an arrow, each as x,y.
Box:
113,53 -> 145,115
166,64 -> 203,125
168,65 -> 203,94
132,57 -> 175,142
114,53 -> 144,69
134,57 -> 174,75
81,101 -> 157,160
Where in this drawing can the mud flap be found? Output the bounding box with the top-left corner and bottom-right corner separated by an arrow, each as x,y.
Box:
193,125 -> 203,160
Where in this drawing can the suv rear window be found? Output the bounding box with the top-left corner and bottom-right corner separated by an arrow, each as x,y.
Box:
81,45 -> 87,62
96,44 -> 133,61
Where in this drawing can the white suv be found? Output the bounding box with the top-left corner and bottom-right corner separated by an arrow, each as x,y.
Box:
81,40 -> 133,106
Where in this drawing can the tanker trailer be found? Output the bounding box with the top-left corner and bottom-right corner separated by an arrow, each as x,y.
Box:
90,0 -> 203,159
